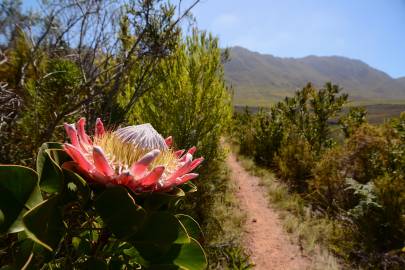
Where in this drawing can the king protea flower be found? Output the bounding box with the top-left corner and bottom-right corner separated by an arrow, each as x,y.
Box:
62,118 -> 203,193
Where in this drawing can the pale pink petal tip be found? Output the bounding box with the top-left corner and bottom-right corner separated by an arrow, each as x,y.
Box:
76,117 -> 92,145
95,118 -> 105,137
165,136 -> 173,147
93,146 -> 115,177
179,152 -> 193,163
175,149 -> 185,158
63,143 -> 94,172
139,166 -> 165,188
64,123 -> 80,148
189,157 -> 204,171
164,155 -> 193,187
177,173 -> 199,185
130,149 -> 160,177
187,146 -> 197,155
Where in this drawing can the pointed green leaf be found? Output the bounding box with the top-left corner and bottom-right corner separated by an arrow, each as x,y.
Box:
23,196 -> 65,251
147,239 -> 207,270
173,238 -> 207,270
0,165 -> 42,234
132,212 -> 190,262
37,142 -> 63,150
12,238 -> 34,270
36,143 -> 68,194
180,182 -> 197,193
95,186 -> 147,238
176,214 -> 203,240
81,257 -> 108,270
148,265 -> 179,270
62,167 -> 90,205
141,187 -> 185,211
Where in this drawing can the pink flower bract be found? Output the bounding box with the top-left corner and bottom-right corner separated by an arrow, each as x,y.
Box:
62,118 -> 203,193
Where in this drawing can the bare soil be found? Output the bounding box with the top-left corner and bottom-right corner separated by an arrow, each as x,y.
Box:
227,152 -> 311,270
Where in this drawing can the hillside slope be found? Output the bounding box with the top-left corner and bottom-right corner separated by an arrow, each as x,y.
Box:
225,46 -> 405,106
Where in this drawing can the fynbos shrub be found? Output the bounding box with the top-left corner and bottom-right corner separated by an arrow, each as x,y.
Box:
0,118 -> 207,269
275,135 -> 315,192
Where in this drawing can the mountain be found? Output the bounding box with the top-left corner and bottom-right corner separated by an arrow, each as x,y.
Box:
224,46 -> 405,106
396,76 -> 405,86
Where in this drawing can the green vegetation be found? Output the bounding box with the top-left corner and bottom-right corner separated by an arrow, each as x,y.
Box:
234,152 -> 343,270
0,0 -> 250,268
2,1 -> 404,269
235,104 -> 405,125
232,83 -> 405,269
128,30 -> 249,268
192,156 -> 252,269
131,30 -> 232,164
1,0 -> 186,165
0,143 -> 207,269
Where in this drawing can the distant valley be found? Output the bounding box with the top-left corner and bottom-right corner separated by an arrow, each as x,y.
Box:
224,46 -> 405,107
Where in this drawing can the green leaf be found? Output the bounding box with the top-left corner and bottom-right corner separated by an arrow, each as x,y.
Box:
176,214 -> 203,240
180,182 -> 197,193
95,186 -> 147,238
38,142 -> 63,150
134,212 -> 188,244
108,258 -> 125,270
147,239 -> 207,270
72,236 -> 91,254
47,144 -> 69,162
123,246 -> 148,266
148,265 -> 179,270
12,238 -> 35,270
132,212 -> 190,262
173,238 -> 207,270
37,143 -> 68,193
23,196 -> 65,251
141,187 -> 185,211
0,165 -> 42,234
62,167 -> 90,205
81,257 -> 108,270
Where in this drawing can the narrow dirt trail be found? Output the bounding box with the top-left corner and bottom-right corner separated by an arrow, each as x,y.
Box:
227,152 -> 311,270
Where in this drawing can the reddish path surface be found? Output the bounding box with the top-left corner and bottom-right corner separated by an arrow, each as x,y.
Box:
227,152 -> 311,270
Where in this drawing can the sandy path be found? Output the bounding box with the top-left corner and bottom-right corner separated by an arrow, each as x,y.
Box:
227,152 -> 311,270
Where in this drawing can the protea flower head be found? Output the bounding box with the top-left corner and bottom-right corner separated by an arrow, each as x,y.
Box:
62,118 -> 203,193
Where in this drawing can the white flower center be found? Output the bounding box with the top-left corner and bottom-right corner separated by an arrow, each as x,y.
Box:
114,123 -> 168,151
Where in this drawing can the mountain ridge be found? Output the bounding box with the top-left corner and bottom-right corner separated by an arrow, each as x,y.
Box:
224,46 -> 405,106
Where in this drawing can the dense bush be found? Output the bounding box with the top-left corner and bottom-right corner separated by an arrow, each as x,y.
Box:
311,124 -> 390,213
312,126 -> 385,209
232,108 -> 257,157
0,0 -> 195,164
310,146 -> 357,214
131,30 -> 232,165
275,134 -> 315,192
234,82 -> 347,191
253,106 -> 285,166
308,122 -> 405,268
233,84 -> 405,268
338,107 -> 367,138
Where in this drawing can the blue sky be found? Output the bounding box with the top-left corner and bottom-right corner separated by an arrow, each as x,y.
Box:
22,0 -> 405,77
187,0 -> 405,78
